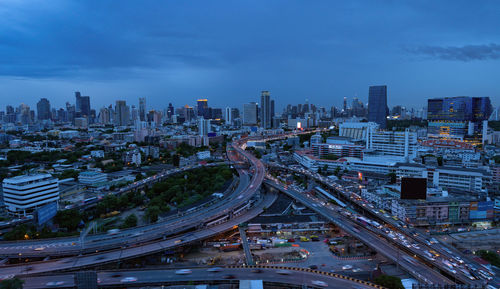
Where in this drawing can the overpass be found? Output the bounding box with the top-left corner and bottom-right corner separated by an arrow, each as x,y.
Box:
0,137 -> 270,275
20,266 -> 384,289
0,139 -> 266,258
267,162 -> 487,286
264,179 -> 455,285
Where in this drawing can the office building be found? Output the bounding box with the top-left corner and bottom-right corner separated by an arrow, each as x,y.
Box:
2,174 -> 59,215
225,107 -> 233,124
75,91 -> 91,117
139,97 -> 146,121
427,96 -> 492,138
260,91 -> 271,129
368,85 -> 388,129
78,171 -> 107,185
114,100 -> 129,126
197,99 -> 208,118
199,118 -> 210,136
36,98 -> 51,120
243,102 -> 258,126
339,122 -> 379,140
366,127 -> 417,158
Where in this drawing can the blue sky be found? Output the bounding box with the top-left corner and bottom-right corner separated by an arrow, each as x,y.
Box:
0,0 -> 499,111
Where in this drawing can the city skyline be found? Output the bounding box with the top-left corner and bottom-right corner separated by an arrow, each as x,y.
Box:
1,1 -> 500,109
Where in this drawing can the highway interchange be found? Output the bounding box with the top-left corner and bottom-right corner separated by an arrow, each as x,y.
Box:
21,267 -> 381,289
267,162 -> 496,287
1,132 -> 496,288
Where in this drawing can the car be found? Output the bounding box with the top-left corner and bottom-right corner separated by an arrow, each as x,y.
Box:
342,265 -> 353,270
34,247 -> 45,251
120,277 -> 138,283
46,281 -> 65,287
352,268 -> 362,273
111,273 -> 123,278
309,265 -> 318,270
222,274 -> 236,279
312,280 -> 328,287
251,268 -> 262,273
207,267 -> 223,272
175,269 -> 192,275
276,269 -> 291,275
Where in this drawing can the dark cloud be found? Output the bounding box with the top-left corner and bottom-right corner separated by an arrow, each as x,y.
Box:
406,44 -> 500,61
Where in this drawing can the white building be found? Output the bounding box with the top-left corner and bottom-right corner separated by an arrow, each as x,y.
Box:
339,122 -> 379,140
395,163 -> 490,192
243,102 -> 258,126
2,174 -> 59,215
78,171 -> 107,185
196,150 -> 211,160
366,128 -> 417,159
90,150 -> 105,158
198,118 -> 210,136
123,150 -> 142,166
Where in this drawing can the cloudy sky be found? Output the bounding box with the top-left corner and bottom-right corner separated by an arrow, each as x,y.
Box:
0,0 -> 499,111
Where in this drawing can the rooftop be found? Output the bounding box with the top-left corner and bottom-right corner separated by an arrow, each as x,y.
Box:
3,173 -> 54,184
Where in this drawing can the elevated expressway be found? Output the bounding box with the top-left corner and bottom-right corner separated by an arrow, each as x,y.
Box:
264,179 -> 455,285
0,138 -> 270,275
267,163 -> 486,286
21,267 -> 383,289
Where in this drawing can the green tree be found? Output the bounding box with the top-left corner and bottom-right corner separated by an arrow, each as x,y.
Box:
123,214 -> 138,228
388,172 -> 397,184
54,209 -> 82,231
0,277 -> 24,289
145,206 -> 161,223
373,275 -> 404,289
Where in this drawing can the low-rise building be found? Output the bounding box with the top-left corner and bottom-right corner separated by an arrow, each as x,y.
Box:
123,150 -> 141,166
78,171 -> 107,185
2,174 -> 59,215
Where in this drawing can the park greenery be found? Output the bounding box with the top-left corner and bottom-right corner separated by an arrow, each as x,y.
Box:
145,165 -> 234,221
373,275 -> 404,289
0,278 -> 24,289
3,166 -> 234,240
478,250 -> 500,267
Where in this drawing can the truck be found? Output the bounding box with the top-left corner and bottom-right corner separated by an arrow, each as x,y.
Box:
220,243 -> 241,252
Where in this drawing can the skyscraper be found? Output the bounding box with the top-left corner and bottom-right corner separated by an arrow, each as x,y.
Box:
199,118 -> 210,136
115,100 -> 129,126
225,107 -> 232,124
139,97 -> 146,121
368,85 -> 388,129
427,96 -> 492,138
197,99 -> 208,118
260,91 -> 271,129
37,98 -> 51,120
243,102 -> 258,126
271,100 -> 275,124
75,91 -> 90,117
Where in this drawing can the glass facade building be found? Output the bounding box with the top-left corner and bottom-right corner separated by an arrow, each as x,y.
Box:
427,96 -> 492,122
368,85 -> 388,129
427,96 -> 492,138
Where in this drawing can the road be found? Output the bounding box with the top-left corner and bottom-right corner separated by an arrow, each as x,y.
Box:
269,163 -> 491,286
21,267 -> 382,289
0,138 -> 266,259
0,137 -> 270,275
264,179 -> 455,285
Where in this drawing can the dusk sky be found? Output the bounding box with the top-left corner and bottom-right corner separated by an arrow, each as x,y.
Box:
1,0 -> 499,111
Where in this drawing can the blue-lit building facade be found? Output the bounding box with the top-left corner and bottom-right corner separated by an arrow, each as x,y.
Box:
427,96 -> 492,139
368,85 -> 388,129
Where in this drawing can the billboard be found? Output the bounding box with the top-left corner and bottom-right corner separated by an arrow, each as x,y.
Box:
37,202 -> 58,225
401,177 -> 427,200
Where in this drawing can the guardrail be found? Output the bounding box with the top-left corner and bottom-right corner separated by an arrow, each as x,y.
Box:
226,265 -> 387,289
